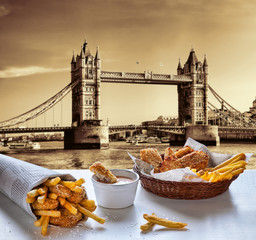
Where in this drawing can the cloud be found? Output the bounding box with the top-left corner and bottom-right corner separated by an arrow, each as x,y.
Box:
0,5 -> 10,17
0,66 -> 70,78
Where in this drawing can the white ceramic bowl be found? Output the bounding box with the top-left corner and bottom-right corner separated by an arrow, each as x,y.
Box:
91,169 -> 139,209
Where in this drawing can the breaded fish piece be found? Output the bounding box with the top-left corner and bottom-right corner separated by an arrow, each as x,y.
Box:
89,162 -> 117,183
174,146 -> 194,158
140,148 -> 163,170
159,151 -> 209,172
49,207 -> 85,228
31,198 -> 59,210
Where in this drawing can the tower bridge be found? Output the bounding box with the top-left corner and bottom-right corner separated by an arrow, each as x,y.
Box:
1,38 -> 256,148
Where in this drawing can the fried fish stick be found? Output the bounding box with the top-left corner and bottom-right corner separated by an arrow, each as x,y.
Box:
143,214 -> 187,228
211,153 -> 246,171
76,204 -> 105,224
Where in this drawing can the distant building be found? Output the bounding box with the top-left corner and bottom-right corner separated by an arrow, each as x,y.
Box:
249,97 -> 256,115
142,116 -> 178,126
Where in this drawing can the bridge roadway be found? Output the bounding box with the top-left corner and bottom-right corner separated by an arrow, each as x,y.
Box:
1,125 -> 256,141
100,71 -> 192,85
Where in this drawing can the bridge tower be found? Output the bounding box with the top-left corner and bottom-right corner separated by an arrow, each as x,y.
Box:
64,39 -> 109,149
177,49 -> 208,126
177,49 -> 219,145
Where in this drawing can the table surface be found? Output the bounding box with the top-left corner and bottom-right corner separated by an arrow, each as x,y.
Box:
0,169 -> 256,240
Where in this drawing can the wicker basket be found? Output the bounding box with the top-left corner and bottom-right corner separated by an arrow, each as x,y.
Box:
133,165 -> 239,200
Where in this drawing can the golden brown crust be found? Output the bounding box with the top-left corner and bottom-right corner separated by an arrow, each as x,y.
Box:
160,151 -> 209,172
31,198 -> 59,210
49,208 -> 85,228
67,187 -> 87,203
49,184 -> 72,198
174,146 -> 194,158
140,148 -> 163,170
89,162 -> 118,183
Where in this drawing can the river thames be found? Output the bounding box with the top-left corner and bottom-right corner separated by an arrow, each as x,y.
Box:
0,141 -> 255,170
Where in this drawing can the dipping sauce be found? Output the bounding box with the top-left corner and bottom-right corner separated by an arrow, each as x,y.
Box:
115,176 -> 134,184
97,176 -> 133,184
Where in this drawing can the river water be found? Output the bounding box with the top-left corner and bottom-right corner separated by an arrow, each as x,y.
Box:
0,141 -> 255,170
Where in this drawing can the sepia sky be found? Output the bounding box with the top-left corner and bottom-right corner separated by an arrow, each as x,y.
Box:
0,0 -> 256,126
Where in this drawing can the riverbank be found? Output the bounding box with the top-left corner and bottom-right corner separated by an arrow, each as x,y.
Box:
0,141 -> 255,170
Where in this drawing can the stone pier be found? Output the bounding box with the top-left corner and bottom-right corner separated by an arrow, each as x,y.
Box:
64,120 -> 109,149
185,125 -> 220,146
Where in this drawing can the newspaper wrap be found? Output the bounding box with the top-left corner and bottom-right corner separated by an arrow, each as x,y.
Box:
0,153 -> 75,219
129,137 -> 252,182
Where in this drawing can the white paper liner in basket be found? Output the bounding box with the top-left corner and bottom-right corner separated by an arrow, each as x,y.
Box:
0,154 -> 76,219
129,137 -> 252,182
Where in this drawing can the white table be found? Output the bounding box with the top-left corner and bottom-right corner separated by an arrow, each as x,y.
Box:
0,169 -> 256,240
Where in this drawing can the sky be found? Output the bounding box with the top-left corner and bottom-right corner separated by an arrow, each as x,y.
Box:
0,0 -> 256,126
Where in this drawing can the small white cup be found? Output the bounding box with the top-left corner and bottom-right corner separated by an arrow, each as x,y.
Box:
91,169 -> 139,209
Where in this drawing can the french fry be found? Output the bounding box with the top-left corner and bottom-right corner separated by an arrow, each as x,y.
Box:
58,196 -> 66,206
26,196 -> 36,203
231,168 -> 244,176
143,214 -> 187,228
41,216 -> 50,236
140,213 -> 156,231
34,216 -> 46,227
37,186 -> 48,195
210,171 -> 220,182
44,177 -> 61,187
60,180 -> 76,189
48,192 -> 58,200
70,186 -> 84,193
79,199 -> 97,212
33,210 -> 61,218
63,200 -> 78,215
37,193 -> 47,204
76,204 -> 105,224
217,161 -> 247,173
27,189 -> 39,198
211,153 -> 246,171
75,178 -> 85,186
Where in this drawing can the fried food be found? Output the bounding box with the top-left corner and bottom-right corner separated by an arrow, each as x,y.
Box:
31,198 -> 59,210
140,146 -> 209,173
34,210 -> 61,217
49,207 -> 84,228
174,146 -> 193,158
49,184 -> 72,198
67,186 -> 86,203
140,213 -> 156,231
165,151 -> 209,171
143,213 -> 187,229
140,148 -> 163,171
198,153 -> 247,182
89,162 -> 118,183
29,176 -> 104,236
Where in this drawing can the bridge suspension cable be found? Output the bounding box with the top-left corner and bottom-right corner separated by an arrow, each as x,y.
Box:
0,80 -> 79,128
208,85 -> 256,127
